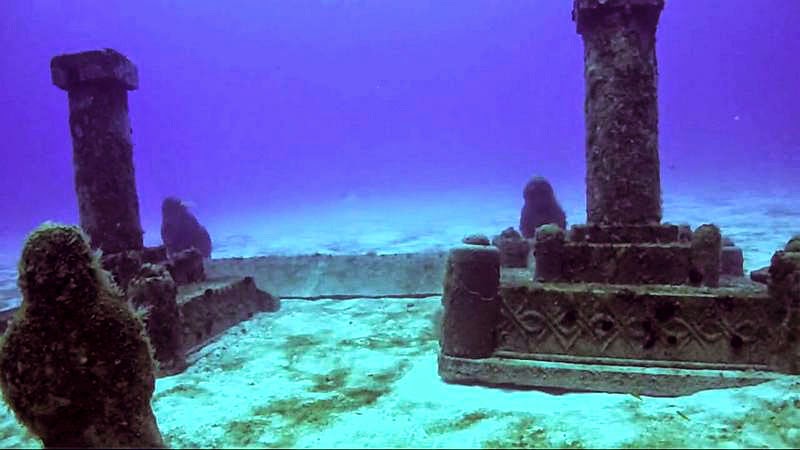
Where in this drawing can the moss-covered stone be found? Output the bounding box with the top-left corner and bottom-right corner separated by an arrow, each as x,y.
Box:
128,263 -> 186,376
51,49 -> 144,254
574,0 -> 664,225
690,224 -> 722,287
0,223 -> 163,448
786,235 -> 800,253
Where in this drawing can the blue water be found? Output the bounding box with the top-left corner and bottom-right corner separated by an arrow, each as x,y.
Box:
0,0 -> 798,246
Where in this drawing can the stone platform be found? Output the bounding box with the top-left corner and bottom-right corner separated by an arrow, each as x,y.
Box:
0,275 -> 280,362
179,276 -> 279,354
438,266 -> 798,396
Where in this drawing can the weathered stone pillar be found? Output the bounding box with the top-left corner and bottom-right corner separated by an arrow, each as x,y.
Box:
573,0 -> 665,225
51,49 -> 143,254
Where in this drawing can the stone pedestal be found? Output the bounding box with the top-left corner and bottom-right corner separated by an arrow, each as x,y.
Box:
51,49 -> 143,254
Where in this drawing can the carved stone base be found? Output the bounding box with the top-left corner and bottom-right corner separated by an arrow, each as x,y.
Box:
498,282 -> 792,371
438,352 -> 787,397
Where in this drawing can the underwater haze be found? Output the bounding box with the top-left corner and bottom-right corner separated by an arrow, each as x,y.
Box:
2,1 -> 800,448
0,0 -> 798,263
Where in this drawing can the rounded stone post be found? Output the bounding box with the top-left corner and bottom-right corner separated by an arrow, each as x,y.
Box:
440,245 -> 501,358
689,224 -> 721,287
573,0 -> 665,225
534,224 -> 566,282
50,49 -> 144,254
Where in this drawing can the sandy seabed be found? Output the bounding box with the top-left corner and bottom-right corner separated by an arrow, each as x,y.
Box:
0,184 -> 798,448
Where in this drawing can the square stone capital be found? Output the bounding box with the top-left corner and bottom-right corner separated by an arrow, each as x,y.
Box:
51,48 -> 138,91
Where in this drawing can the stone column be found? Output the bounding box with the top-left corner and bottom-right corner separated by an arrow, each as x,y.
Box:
573,0 -> 665,225
51,49 -> 144,254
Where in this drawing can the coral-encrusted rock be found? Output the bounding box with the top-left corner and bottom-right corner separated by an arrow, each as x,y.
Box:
689,224 -> 722,287
462,234 -> 490,246
161,197 -> 212,258
519,176 -> 567,238
166,248 -> 206,285
127,264 -> 186,376
492,227 -> 530,268
0,223 -> 163,448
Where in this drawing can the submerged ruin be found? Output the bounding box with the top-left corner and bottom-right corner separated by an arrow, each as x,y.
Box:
438,0 -> 800,396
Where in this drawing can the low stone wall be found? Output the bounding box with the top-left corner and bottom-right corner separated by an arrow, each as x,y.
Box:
205,252 -> 448,298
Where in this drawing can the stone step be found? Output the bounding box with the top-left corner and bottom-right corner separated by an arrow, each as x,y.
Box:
438,352 -> 787,397
568,223 -> 682,244
556,242 -> 692,284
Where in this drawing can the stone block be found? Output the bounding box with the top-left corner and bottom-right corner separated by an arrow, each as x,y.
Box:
721,246 -> 745,277
559,242 -> 691,285
569,224 -> 680,244
51,48 -> 138,91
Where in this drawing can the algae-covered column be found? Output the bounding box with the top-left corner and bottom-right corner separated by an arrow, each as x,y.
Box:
573,0 -> 665,225
50,49 -> 144,253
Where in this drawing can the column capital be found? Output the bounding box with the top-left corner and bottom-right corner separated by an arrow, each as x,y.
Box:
572,0 -> 665,35
51,48 -> 138,91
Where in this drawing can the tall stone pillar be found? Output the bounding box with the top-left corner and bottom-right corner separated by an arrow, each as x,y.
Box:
573,0 -> 665,225
51,49 -> 144,253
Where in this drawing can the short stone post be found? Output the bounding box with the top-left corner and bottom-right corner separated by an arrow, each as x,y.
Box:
768,244 -> 800,373
689,224 -> 722,287
573,0 -> 665,225
440,245 -> 501,358
51,49 -> 144,254
534,224 -> 566,282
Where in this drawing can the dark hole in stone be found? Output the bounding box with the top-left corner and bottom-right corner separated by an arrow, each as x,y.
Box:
654,302 -> 677,322
688,268 -> 703,285
666,335 -> 677,346
730,334 -> 744,349
562,310 -> 577,327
